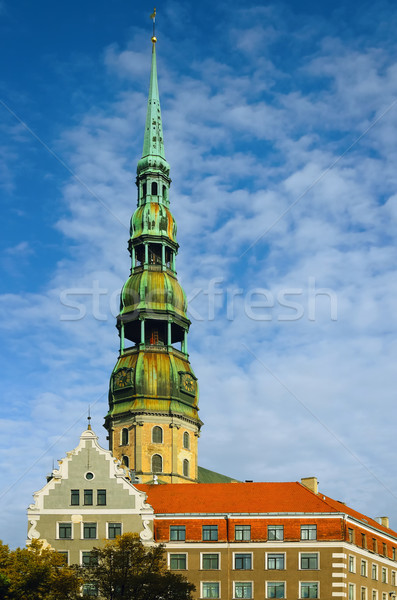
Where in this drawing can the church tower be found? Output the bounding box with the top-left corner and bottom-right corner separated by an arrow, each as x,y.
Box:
104,34 -> 202,484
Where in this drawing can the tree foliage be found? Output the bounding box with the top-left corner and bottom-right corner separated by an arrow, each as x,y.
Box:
83,533 -> 195,600
0,539 -> 82,600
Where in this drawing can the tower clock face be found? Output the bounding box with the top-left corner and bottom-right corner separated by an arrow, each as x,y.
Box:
113,368 -> 133,390
181,373 -> 196,394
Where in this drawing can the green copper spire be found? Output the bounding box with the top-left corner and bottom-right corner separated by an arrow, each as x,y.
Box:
137,40 -> 170,178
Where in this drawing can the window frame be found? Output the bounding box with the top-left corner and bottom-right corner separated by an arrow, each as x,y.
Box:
201,553 -> 220,570
201,581 -> 220,599
300,552 -> 319,570
107,522 -> 122,539
235,524 -> 251,541
97,489 -> 106,506
81,551 -> 97,567
349,555 -> 356,573
361,559 -> 368,577
266,552 -> 286,570
70,489 -> 79,506
381,567 -> 387,584
300,524 -> 317,540
58,522 -> 72,540
83,522 -> 97,540
300,581 -> 319,599
348,583 -> 356,600
152,453 -> 163,473
371,563 -> 378,580
170,525 -> 186,541
202,525 -> 218,541
233,581 -> 253,599
169,553 -> 187,570
233,552 -> 252,570
84,489 -> 93,506
183,431 -> 190,449
152,426 -> 163,444
266,581 -> 286,599
121,428 -> 129,445
267,524 -> 284,541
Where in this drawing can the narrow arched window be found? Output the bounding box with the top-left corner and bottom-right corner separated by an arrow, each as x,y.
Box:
142,183 -> 147,198
152,454 -> 162,473
183,459 -> 189,478
122,455 -> 129,468
121,428 -> 129,445
151,182 -> 158,195
152,426 -> 163,443
183,431 -> 190,450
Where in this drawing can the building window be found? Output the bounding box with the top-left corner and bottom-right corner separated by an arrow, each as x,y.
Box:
202,554 -> 219,570
121,428 -> 129,445
234,553 -> 252,570
235,525 -> 251,541
82,583 -> 98,597
300,582 -> 319,598
267,553 -> 285,570
393,547 -> 396,561
202,582 -> 220,598
382,567 -> 387,583
267,581 -> 285,598
83,523 -> 97,539
382,594 -> 387,600
70,489 -> 79,506
97,489 -> 106,506
57,551 -> 68,564
152,426 -> 163,443
151,182 -> 158,195
349,555 -> 356,573
170,525 -> 185,541
183,459 -> 189,478
392,570 -> 396,585
383,543 -> 387,557
372,592 -> 378,600
361,560 -> 367,577
84,489 -> 93,505
203,525 -> 218,541
170,553 -> 187,570
300,553 -> 318,570
361,587 -> 367,600
362,533 -> 367,548
349,584 -> 355,600
82,551 -> 97,567
372,564 -> 378,580
301,524 -> 317,540
108,523 -> 122,539
122,455 -> 129,468
58,523 -> 72,539
348,528 -> 354,542
183,431 -> 190,449
234,582 -> 252,599
372,538 -> 378,553
268,525 -> 284,541
152,454 -> 163,473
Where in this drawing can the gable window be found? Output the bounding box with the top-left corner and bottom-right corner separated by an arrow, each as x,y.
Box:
300,582 -> 319,598
84,489 -> 93,506
203,525 -> 218,541
183,459 -> 189,478
234,582 -> 252,599
97,489 -> 106,506
202,582 -> 220,599
267,553 -> 285,570
121,428 -> 129,445
267,581 -> 285,598
108,523 -> 122,539
268,525 -> 283,540
152,426 -> 163,443
300,553 -> 318,570
152,454 -> 163,473
170,526 -> 185,541
83,523 -> 97,539
301,524 -> 317,540
170,553 -> 187,570
234,553 -> 252,570
183,431 -> 190,449
70,489 -> 79,506
58,523 -> 72,539
202,553 -> 219,570
235,525 -> 251,541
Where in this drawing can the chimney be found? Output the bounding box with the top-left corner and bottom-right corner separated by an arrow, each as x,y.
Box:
380,516 -> 389,529
301,477 -> 318,494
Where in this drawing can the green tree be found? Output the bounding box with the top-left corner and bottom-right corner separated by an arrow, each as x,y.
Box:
83,533 -> 195,600
0,539 -> 82,600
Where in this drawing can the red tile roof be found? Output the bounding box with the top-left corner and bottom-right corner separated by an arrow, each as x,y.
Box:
135,481 -> 397,539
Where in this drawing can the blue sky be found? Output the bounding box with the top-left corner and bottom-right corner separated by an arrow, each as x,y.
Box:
1,0 -> 397,548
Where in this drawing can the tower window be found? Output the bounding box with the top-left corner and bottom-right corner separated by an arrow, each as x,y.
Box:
183,431 -> 190,449
162,185 -> 167,202
150,330 -> 159,345
148,243 -> 162,265
121,428 -> 129,445
152,426 -> 163,443
122,455 -> 129,468
183,459 -> 189,478
142,183 -> 147,198
151,182 -> 158,195
152,454 -> 163,473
